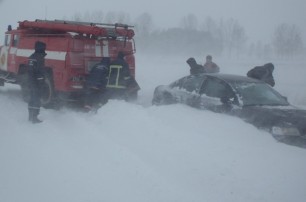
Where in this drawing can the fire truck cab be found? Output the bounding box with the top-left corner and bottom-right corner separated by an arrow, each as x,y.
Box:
0,19 -> 137,107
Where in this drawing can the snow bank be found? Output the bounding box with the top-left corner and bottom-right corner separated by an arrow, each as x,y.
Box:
0,55 -> 306,202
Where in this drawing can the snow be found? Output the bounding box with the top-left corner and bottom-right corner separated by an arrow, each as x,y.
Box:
1,54 -> 306,202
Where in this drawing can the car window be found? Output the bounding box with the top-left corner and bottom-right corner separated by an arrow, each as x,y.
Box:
181,75 -> 206,92
200,77 -> 234,99
169,77 -> 187,88
232,82 -> 289,106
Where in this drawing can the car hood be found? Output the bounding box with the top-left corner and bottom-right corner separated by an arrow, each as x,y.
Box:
238,105 -> 306,135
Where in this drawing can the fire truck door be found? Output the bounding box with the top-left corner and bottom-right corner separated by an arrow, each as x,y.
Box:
7,34 -> 19,72
0,34 -> 10,71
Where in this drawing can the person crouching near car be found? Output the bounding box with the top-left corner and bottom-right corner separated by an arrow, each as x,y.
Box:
27,41 -> 47,123
247,63 -> 275,87
186,57 -> 205,75
84,57 -> 110,112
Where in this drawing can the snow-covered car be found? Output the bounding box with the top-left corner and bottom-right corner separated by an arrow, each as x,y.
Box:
152,73 -> 306,148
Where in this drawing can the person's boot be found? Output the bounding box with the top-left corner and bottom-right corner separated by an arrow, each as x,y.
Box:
31,109 -> 42,124
32,116 -> 43,123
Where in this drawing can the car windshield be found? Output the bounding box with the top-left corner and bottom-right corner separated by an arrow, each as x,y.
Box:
231,82 -> 289,106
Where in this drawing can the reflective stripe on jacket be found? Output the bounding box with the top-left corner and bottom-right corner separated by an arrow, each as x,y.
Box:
107,64 -> 130,89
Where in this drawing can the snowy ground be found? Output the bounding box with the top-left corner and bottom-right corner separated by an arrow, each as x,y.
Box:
0,54 -> 306,202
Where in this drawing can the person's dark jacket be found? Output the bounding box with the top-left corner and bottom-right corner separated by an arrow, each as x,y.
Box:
247,63 -> 275,87
86,57 -> 110,90
186,57 -> 205,75
203,61 -> 220,73
27,41 -> 47,123
27,51 -> 45,116
28,52 -> 46,90
107,52 -> 132,89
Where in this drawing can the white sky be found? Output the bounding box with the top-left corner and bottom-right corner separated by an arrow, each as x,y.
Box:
0,0 -> 306,43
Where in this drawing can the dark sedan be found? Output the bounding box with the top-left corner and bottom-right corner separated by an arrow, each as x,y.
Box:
152,73 -> 306,148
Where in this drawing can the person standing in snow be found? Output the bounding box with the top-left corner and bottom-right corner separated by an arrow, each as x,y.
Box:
247,63 -> 275,87
186,57 -> 205,75
203,55 -> 220,73
84,57 -> 110,111
106,51 -> 139,101
27,41 -> 47,123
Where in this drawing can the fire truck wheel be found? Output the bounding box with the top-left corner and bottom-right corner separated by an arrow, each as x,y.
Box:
40,75 -> 55,108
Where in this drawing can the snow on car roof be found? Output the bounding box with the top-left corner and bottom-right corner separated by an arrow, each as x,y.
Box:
204,73 -> 263,84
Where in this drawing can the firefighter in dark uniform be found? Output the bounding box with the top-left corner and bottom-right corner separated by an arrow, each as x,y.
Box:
84,57 -> 110,111
106,51 -> 135,101
186,57 -> 205,75
247,63 -> 275,87
27,41 -> 47,123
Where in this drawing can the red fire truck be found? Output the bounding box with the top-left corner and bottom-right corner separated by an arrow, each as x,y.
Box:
0,19 -> 138,107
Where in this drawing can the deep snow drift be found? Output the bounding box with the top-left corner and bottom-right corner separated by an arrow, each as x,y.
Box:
0,55 -> 306,202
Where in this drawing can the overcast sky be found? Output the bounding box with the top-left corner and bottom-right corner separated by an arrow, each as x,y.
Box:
0,0 -> 305,44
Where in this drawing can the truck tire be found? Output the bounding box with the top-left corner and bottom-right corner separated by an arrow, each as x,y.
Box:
20,73 -> 58,109
40,75 -> 56,108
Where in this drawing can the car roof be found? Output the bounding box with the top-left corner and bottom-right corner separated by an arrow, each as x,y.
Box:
201,73 -> 263,84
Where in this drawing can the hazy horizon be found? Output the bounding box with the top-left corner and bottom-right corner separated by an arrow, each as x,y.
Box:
0,0 -> 306,44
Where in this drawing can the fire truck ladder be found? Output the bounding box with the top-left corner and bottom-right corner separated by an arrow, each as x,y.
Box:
53,19 -> 134,29
19,19 -> 135,39
53,19 -> 134,40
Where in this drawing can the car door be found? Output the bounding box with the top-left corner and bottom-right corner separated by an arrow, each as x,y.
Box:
198,77 -> 237,113
174,75 -> 206,107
